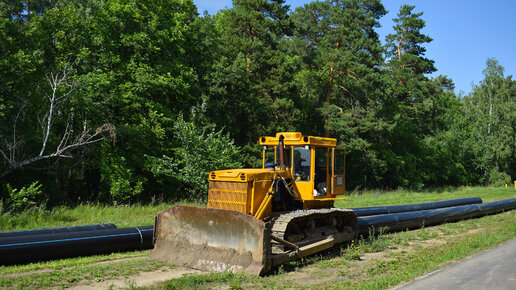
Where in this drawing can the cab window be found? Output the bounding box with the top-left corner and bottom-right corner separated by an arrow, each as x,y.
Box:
335,149 -> 345,175
263,146 -> 275,167
293,146 -> 310,181
315,147 -> 327,167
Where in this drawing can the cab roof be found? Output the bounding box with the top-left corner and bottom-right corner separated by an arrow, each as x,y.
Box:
259,132 -> 337,147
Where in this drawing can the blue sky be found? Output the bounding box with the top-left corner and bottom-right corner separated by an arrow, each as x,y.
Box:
193,0 -> 516,95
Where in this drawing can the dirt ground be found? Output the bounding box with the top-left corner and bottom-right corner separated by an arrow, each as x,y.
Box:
4,225 -> 494,289
68,265 -> 200,289
61,229 -> 451,289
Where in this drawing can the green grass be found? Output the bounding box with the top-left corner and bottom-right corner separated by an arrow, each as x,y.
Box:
0,200 -> 203,231
151,186 -> 516,289
335,186 -> 516,208
1,186 -> 516,289
0,255 -> 165,289
0,250 -> 150,275
335,211 -> 516,289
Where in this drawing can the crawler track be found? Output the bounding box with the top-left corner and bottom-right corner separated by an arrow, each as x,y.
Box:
269,208 -> 357,252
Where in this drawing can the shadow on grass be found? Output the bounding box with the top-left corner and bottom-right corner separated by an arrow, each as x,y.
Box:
266,241 -> 355,276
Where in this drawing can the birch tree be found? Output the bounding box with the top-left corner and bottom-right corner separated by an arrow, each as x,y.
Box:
0,65 -> 114,178
463,59 -> 516,185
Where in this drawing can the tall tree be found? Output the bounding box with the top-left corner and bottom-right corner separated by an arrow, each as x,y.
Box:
382,4 -> 439,188
212,0 -> 297,150
0,0 -> 56,20
0,0 -> 203,203
385,4 -> 435,76
462,59 -> 516,185
291,0 -> 389,187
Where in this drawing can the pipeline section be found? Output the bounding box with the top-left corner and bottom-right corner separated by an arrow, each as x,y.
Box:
351,197 -> 482,217
358,198 -> 516,236
1,198 -> 515,266
0,225 -> 153,265
0,223 -> 117,238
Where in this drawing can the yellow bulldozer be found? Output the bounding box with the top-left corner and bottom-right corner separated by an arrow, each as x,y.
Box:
150,132 -> 358,275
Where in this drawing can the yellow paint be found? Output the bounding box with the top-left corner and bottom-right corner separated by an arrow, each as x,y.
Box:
207,132 -> 349,220
318,197 -> 349,201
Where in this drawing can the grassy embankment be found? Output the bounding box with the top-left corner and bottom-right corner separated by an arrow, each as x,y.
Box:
1,186 -> 516,289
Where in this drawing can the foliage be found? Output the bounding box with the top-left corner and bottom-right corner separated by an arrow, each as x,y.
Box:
5,181 -> 44,213
100,149 -> 145,204
0,0 -> 514,204
461,59 -> 516,185
149,103 -> 243,200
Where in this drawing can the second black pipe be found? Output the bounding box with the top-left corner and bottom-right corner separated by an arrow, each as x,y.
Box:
358,198 -> 516,236
351,197 -> 482,217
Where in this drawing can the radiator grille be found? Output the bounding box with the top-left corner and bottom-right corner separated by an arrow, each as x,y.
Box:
208,180 -> 249,214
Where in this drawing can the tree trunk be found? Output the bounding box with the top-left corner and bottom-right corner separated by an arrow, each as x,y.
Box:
325,37 -> 342,138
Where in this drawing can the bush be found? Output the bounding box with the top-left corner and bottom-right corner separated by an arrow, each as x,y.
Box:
149,103 -> 243,200
6,181 -> 44,213
100,150 -> 145,204
487,169 -> 511,187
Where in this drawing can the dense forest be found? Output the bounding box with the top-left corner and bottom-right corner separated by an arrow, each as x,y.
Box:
0,0 -> 515,209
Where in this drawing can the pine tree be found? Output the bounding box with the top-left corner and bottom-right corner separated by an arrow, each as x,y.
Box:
291,0 -> 389,187
385,4 -> 435,76
381,4 -> 442,188
208,0 -> 297,152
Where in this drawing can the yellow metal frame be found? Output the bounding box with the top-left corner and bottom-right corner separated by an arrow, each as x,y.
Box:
207,132 -> 348,217
259,132 -> 337,147
259,132 -> 346,201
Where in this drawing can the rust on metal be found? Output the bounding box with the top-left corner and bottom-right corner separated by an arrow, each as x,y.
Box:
150,206 -> 271,275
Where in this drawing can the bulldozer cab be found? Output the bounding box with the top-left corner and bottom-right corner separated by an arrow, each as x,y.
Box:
260,132 -> 346,202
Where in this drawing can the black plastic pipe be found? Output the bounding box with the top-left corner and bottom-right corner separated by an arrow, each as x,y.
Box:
0,225 -> 153,265
1,198 -> 513,266
351,197 -> 482,217
358,198 -> 516,236
0,223 -> 117,238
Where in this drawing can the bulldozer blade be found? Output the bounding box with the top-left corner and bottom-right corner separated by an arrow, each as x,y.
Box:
150,206 -> 271,275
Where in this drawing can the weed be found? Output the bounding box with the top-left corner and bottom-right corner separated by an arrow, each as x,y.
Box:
341,240 -> 361,261
276,264 -> 285,275
415,228 -> 439,240
315,258 -> 350,269
336,269 -> 348,276
359,227 -> 391,253
392,230 -> 411,246
124,279 -> 137,289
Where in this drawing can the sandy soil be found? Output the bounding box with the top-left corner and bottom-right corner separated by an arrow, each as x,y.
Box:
68,265 -> 201,289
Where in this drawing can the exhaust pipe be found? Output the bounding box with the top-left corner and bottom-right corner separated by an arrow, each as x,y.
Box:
278,135 -> 285,171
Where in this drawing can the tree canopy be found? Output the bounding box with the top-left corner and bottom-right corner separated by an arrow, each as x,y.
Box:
0,0 -> 514,208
